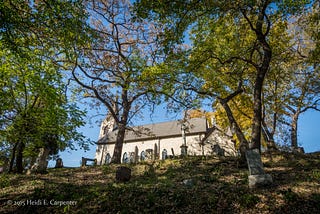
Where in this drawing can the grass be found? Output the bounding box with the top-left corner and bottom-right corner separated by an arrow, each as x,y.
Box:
0,152 -> 319,213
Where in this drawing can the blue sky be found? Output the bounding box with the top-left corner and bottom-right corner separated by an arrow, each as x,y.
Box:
49,105 -> 320,167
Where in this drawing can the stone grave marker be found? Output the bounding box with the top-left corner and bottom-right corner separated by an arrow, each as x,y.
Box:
246,149 -> 272,188
55,158 -> 63,168
116,166 -> 131,182
246,149 -> 265,175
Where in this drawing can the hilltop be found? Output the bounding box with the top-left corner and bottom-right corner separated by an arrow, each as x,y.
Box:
1,152 -> 320,213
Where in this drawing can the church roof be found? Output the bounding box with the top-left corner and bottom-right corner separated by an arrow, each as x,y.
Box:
97,117 -> 208,144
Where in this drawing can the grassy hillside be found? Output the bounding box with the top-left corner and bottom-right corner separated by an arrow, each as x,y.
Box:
1,152 -> 320,213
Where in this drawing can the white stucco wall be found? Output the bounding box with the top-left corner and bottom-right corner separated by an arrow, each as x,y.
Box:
95,130 -> 236,165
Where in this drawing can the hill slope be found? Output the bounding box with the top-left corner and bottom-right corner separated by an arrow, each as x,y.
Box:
1,152 -> 320,213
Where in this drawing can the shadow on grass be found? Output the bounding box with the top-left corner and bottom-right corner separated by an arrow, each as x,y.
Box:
1,154 -> 319,213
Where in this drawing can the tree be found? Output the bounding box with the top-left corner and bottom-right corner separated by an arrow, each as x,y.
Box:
0,44 -> 90,173
260,6 -> 320,151
0,0 -> 89,55
71,0 -> 162,163
0,0 -> 93,173
134,0 -> 311,156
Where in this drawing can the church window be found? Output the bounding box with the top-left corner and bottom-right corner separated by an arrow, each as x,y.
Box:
140,151 -> 146,161
105,153 -> 111,164
122,152 -> 129,163
162,149 -> 168,160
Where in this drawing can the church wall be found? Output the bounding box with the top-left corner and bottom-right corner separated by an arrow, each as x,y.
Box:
208,130 -> 237,156
96,130 -> 237,165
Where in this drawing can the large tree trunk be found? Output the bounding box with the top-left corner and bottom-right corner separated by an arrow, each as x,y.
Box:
30,147 -> 51,173
111,122 -> 127,164
220,101 -> 248,156
15,142 -> 25,173
8,143 -> 17,173
290,112 -> 299,150
110,91 -> 131,164
249,18 -> 272,151
218,87 -> 249,162
250,73 -> 264,150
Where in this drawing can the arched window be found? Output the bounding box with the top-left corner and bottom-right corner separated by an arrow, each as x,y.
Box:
140,151 -> 146,161
105,153 -> 111,164
122,152 -> 128,163
162,149 -> 168,160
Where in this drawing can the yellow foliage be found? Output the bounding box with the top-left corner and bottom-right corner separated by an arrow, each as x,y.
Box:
187,109 -> 215,128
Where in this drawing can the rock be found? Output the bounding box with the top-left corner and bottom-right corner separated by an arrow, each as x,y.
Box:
182,179 -> 194,187
116,166 -> 131,182
248,174 -> 273,188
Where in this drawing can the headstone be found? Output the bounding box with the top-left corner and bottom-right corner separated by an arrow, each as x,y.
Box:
55,158 -> 63,168
129,152 -> 135,163
146,149 -> 153,160
134,146 -> 139,163
294,147 -> 305,154
246,149 -> 265,175
180,145 -> 188,156
162,149 -> 168,160
154,144 -> 158,160
246,149 -> 273,188
116,166 -> 131,182
213,144 -> 225,157
171,148 -> 175,158
248,174 -> 273,188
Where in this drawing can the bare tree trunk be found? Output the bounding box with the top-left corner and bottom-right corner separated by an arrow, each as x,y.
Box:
251,76 -> 263,151
30,147 -> 51,173
291,112 -> 299,150
242,2 -> 272,152
262,120 -> 278,151
218,87 -> 249,163
111,91 -> 131,164
8,143 -> 17,173
111,123 -> 126,164
220,101 -> 248,155
16,142 -> 25,173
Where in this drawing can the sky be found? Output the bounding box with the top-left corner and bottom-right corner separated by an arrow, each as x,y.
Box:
48,104 -> 320,168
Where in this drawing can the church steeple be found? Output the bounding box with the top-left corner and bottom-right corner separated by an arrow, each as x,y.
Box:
98,99 -> 119,140
98,113 -> 116,139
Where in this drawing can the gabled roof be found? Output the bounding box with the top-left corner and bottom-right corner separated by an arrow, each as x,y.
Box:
97,118 -> 207,144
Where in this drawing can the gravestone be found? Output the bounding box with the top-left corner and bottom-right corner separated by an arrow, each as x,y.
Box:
154,143 -> 158,160
246,149 -> 272,188
134,146 -> 139,163
162,149 -> 168,160
129,152 -> 135,163
294,147 -> 305,154
180,145 -> 188,156
171,148 -> 175,158
116,166 -> 131,182
55,158 -> 63,168
213,144 -> 225,157
145,149 -> 153,160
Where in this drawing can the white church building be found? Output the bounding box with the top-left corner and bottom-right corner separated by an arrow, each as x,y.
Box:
95,115 -> 237,165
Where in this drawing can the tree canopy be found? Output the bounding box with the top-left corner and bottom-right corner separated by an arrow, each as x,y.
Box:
0,0 -> 92,173
134,0 -> 319,155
